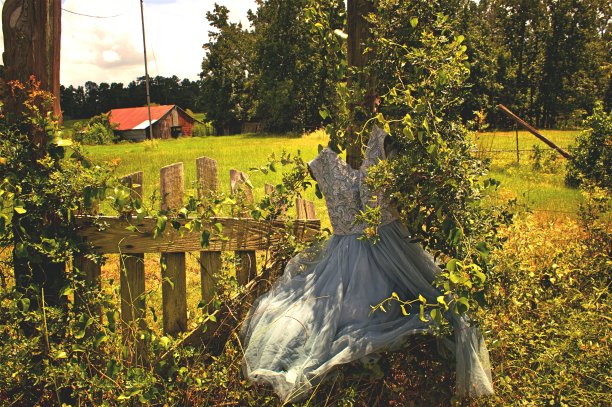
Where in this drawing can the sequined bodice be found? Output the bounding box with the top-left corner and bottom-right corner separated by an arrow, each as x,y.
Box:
308,127 -> 399,235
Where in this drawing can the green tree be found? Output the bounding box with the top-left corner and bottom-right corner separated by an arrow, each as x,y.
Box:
199,4 -> 254,135
565,103 -> 612,188
249,0 -> 345,132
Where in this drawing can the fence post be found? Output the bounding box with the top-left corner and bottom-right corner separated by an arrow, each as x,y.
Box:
196,157 -> 221,311
230,169 -> 256,286
118,172 -> 146,355
296,197 -> 317,220
74,194 -> 102,318
160,163 -> 187,335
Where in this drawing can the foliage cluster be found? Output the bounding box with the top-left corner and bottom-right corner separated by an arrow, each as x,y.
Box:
476,207 -> 610,406
197,0 -> 610,132
565,103 -> 612,189
530,144 -> 560,174
326,9 -> 515,321
199,1 -> 345,134
0,79 -> 114,306
71,113 -> 117,145
191,122 -> 216,137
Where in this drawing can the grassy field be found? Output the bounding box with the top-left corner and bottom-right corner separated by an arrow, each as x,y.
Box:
473,129 -> 582,214
83,128 -> 583,220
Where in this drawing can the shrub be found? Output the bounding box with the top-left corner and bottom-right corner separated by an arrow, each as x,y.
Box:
476,212 -> 611,406
192,122 -> 215,137
530,144 -> 560,173
565,103 -> 611,189
72,113 -> 117,145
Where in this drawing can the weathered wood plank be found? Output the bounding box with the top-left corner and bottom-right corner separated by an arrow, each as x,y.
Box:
119,171 -> 146,340
230,169 -> 254,203
230,169 -> 257,285
200,251 -> 221,309
196,157 -> 218,194
197,157 -> 221,309
160,163 -> 187,335
304,200 -> 316,220
76,217 -> 320,253
119,254 -> 145,328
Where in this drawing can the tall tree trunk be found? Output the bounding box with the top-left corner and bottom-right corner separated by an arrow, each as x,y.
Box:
346,0 -> 375,169
2,0 -> 62,122
2,0 -> 64,307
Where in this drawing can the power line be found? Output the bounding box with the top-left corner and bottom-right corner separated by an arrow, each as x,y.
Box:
62,8 -> 122,19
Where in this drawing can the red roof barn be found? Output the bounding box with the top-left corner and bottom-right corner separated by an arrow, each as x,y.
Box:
108,105 -> 199,141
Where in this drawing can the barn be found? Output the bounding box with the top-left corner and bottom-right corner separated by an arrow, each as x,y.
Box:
108,105 -> 199,141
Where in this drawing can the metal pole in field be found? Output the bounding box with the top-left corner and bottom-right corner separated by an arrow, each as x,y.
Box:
515,124 -> 520,164
140,0 -> 153,140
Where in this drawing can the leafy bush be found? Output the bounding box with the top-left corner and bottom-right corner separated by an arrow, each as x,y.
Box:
476,211 -> 610,406
530,144 -> 561,173
565,103 -> 611,189
192,122 -> 215,137
72,113 -> 117,145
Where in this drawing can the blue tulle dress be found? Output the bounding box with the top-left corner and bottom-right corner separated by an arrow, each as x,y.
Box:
241,127 -> 494,402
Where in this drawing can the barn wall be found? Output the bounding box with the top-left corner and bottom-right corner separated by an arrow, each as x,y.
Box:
118,129 -> 147,141
177,109 -> 195,136
153,114 -> 173,139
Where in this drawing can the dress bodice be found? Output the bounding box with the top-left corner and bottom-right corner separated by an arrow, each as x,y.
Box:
308,148 -> 363,235
308,126 -> 399,236
359,126 -> 400,225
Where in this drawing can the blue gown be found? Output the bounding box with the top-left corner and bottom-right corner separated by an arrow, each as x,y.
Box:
241,127 -> 494,402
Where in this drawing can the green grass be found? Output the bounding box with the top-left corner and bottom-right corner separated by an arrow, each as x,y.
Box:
84,130 -> 331,222
81,128 -> 583,222
473,129 -> 582,214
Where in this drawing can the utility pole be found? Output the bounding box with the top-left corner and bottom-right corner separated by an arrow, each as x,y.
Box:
140,0 -> 153,140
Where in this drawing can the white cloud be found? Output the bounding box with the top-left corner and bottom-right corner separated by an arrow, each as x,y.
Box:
0,0 -> 256,86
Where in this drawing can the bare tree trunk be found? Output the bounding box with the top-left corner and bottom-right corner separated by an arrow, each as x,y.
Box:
346,0 -> 375,169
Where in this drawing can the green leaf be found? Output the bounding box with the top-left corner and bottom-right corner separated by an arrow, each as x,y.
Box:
201,230 -> 211,248
410,17 -> 419,28
54,351 -> 68,360
319,109 -> 329,120
54,138 -> 73,147
456,297 -> 470,314
14,207 -> 27,214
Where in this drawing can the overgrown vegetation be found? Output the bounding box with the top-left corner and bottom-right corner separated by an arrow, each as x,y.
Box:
565,103 -> 612,189
71,113 -> 117,145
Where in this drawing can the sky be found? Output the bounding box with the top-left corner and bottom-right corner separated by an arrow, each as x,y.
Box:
0,0 -> 256,86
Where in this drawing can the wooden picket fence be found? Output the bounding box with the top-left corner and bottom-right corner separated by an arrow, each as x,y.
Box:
74,157 -> 320,338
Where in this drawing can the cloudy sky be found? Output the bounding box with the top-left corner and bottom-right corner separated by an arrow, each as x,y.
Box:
0,0 -> 256,86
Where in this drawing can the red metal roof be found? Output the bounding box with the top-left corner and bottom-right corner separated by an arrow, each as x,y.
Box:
108,105 -> 175,131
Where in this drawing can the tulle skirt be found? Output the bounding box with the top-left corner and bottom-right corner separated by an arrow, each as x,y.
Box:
241,221 -> 493,402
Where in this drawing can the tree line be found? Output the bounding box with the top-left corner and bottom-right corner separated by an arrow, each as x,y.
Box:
200,0 -> 610,133
60,76 -> 201,120
61,0 -> 610,132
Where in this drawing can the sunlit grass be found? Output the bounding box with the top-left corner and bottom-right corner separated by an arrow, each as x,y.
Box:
473,129 -> 582,215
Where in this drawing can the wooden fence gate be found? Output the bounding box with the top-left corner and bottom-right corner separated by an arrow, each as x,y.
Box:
74,157 -> 319,338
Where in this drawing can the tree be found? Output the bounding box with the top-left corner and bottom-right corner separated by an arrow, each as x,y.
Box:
200,4 -> 254,135
2,0 -> 62,122
2,0 -> 65,306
